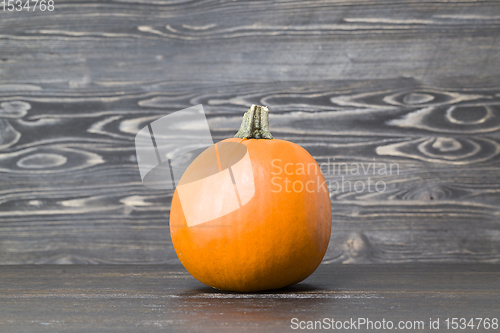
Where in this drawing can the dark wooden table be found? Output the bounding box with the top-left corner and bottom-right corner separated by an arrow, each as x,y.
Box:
1,264 -> 498,332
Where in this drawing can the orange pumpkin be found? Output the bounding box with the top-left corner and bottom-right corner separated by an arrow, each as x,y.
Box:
170,105 -> 331,292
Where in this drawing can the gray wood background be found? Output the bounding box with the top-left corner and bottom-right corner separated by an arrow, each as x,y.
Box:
0,0 -> 499,264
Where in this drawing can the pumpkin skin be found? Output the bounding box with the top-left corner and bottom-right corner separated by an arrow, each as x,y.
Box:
170,137 -> 331,292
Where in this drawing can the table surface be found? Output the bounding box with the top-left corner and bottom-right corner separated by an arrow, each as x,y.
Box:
1,264 -> 498,332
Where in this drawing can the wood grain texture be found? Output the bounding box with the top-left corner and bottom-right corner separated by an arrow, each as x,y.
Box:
0,264 -> 498,332
0,0 -> 500,264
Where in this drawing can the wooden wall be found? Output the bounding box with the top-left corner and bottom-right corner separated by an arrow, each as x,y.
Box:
0,0 -> 499,264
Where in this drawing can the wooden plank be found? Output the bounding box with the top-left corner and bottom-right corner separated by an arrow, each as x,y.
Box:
0,0 -> 500,264
0,264 -> 498,332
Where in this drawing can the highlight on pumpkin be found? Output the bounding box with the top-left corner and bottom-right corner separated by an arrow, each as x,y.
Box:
134,104 -> 258,227
176,142 -> 255,227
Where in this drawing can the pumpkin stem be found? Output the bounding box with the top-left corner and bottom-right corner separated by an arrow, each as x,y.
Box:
234,105 -> 273,139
